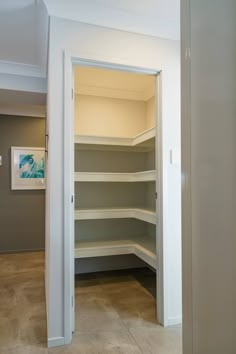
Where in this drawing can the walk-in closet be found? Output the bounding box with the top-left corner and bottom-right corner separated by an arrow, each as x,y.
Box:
73,65 -> 160,326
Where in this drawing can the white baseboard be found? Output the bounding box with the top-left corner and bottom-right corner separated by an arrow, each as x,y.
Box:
167,317 -> 182,326
48,336 -> 65,348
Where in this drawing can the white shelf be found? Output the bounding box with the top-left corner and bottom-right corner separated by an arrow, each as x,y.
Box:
74,170 -> 156,182
74,207 -> 156,225
132,128 -> 155,146
74,127 -> 155,151
74,237 -> 157,269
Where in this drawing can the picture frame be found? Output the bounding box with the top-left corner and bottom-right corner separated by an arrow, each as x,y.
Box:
11,147 -> 46,190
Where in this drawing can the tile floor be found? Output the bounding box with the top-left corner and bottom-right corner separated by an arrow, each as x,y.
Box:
0,252 -> 182,353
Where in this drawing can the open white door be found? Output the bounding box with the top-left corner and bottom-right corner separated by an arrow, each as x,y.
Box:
63,53 -> 75,343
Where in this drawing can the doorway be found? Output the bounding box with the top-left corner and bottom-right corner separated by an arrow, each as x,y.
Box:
72,64 -> 160,334
63,55 -> 181,344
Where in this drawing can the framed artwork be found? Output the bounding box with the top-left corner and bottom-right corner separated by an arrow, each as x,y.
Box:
11,147 -> 45,190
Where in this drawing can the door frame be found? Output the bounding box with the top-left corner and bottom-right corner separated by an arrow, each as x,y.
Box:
63,51 -> 164,343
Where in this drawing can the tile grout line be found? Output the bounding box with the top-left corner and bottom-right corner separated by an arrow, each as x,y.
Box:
127,327 -> 145,354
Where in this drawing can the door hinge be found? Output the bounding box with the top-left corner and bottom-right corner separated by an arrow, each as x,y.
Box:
71,88 -> 74,100
71,195 -> 74,203
155,192 -> 157,199
72,296 -> 74,308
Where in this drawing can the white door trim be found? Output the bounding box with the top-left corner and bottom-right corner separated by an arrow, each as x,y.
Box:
63,52 -> 75,344
63,51 -> 165,343
156,72 -> 166,325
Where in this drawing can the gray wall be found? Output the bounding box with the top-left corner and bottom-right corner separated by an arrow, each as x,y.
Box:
182,1 -> 236,353
0,115 -> 45,252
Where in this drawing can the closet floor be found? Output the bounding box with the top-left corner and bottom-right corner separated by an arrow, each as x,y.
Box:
0,252 -> 182,354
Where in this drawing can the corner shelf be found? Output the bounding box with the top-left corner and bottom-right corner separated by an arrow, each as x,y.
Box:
74,127 -> 155,151
74,237 -> 157,269
132,128 -> 155,146
74,170 -> 156,182
74,207 -> 156,225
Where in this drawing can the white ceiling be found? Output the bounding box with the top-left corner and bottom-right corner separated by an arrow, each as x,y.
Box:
0,0 -> 48,77
0,0 -> 34,12
0,0 -> 179,79
44,0 -> 180,40
0,4 -> 37,65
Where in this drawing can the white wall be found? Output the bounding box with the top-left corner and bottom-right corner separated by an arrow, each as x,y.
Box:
182,1 -> 236,353
43,0 -> 180,40
47,17 -> 181,345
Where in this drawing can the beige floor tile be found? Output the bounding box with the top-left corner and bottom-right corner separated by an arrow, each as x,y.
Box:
75,310 -> 126,333
0,271 -> 44,291
129,326 -> 182,354
0,252 -> 47,351
99,276 -> 140,293
105,284 -> 159,329
0,253 -> 182,354
75,291 -> 115,316
107,285 -> 154,305
0,252 -> 44,278
16,284 -> 45,305
3,344 -> 48,354
118,303 -> 158,329
75,275 -> 104,294
0,316 -> 22,349
0,284 -> 17,310
109,289 -> 155,306
0,305 -> 47,348
19,312 -> 47,345
49,330 -> 142,354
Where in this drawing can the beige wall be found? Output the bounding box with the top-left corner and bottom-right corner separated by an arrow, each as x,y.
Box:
75,94 -> 147,137
75,93 -> 156,137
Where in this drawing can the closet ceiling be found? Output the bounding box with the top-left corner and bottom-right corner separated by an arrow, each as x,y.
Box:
74,67 -> 156,101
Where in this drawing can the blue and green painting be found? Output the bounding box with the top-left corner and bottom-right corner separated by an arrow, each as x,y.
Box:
19,154 -> 45,178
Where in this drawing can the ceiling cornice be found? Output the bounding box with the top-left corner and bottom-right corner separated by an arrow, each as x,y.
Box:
0,72 -> 47,94
0,60 -> 46,78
